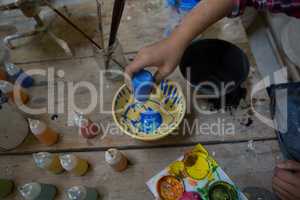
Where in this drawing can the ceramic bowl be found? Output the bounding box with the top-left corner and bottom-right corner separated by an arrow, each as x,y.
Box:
112,79 -> 186,141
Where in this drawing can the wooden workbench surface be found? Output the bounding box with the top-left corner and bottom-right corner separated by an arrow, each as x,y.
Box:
0,1 -> 279,199
0,141 -> 280,200
0,0 -> 275,154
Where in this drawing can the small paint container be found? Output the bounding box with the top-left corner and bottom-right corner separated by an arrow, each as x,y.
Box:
28,119 -> 59,146
73,112 -> 99,139
18,182 -> 57,200
66,186 -> 98,200
5,62 -> 34,88
140,109 -> 162,133
0,179 -> 14,198
183,152 -> 210,180
157,175 -> 184,200
33,152 -> 64,174
132,69 -> 154,102
105,148 -> 128,172
59,154 -> 89,176
208,181 -> 238,200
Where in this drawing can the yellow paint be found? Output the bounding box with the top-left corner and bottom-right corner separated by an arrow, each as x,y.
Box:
184,152 -> 210,180
72,159 -> 89,176
192,144 -> 209,156
47,155 -> 64,174
169,161 -> 185,177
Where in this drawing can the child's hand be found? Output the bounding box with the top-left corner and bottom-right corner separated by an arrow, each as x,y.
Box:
125,38 -> 186,88
272,160 -> 300,200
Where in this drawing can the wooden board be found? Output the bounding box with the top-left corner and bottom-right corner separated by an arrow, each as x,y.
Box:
0,141 -> 281,200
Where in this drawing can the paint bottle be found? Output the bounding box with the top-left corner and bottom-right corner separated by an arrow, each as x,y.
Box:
0,80 -> 29,105
4,62 -> 34,88
59,154 -> 89,176
33,152 -> 64,174
0,179 -> 14,198
105,148 -> 128,172
28,118 -> 59,146
132,69 -> 154,102
65,186 -> 98,200
73,112 -> 99,139
0,69 -> 7,81
18,182 -> 57,200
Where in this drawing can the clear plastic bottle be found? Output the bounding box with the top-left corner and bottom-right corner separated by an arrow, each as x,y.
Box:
0,80 -> 29,104
28,118 -> 59,146
164,0 -> 200,37
33,152 -> 64,174
73,112 -> 99,139
59,154 -> 89,176
105,148 -> 128,172
4,62 -> 34,88
65,186 -> 98,200
18,182 -> 57,200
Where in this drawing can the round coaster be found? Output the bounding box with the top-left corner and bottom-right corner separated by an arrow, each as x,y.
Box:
0,104 -> 28,151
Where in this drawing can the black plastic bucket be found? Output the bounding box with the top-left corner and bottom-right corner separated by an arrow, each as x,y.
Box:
180,39 -> 249,95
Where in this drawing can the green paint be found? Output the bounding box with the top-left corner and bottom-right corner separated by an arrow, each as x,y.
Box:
85,188 -> 98,200
35,184 -> 57,200
208,181 -> 238,200
0,179 -> 14,198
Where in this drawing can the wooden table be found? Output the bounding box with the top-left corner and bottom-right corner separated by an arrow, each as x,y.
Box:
0,0 -> 279,199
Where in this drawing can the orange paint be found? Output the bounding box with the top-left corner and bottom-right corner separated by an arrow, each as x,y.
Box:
0,70 -> 6,81
35,127 -> 59,146
157,176 -> 184,200
29,119 -> 59,146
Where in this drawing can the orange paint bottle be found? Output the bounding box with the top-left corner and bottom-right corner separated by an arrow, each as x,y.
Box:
28,119 -> 59,146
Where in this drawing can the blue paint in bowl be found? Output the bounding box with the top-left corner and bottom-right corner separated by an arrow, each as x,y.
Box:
139,108 -> 162,134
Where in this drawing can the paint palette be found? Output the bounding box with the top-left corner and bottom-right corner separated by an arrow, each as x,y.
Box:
147,144 -> 248,200
112,80 -> 186,141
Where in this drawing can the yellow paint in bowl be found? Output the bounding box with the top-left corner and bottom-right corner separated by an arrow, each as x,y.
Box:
112,80 -> 186,141
184,152 -> 210,180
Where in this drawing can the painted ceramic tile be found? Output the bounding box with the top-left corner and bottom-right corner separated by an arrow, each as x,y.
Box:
147,144 -> 248,200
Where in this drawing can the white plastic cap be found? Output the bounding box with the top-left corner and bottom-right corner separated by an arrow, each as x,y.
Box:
105,148 -> 122,165
28,118 -> 46,135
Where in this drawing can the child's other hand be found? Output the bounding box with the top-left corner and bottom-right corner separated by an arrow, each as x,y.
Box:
125,38 -> 185,88
272,160 -> 300,200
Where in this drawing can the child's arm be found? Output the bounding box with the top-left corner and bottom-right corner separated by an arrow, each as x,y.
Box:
125,0 -> 234,82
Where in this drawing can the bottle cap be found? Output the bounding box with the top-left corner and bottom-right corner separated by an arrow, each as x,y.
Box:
0,80 -> 13,93
66,186 -> 87,200
33,152 -> 53,169
73,112 -> 88,128
59,154 -> 78,171
18,182 -> 41,200
132,69 -> 154,102
28,118 -> 46,135
105,148 -> 122,165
